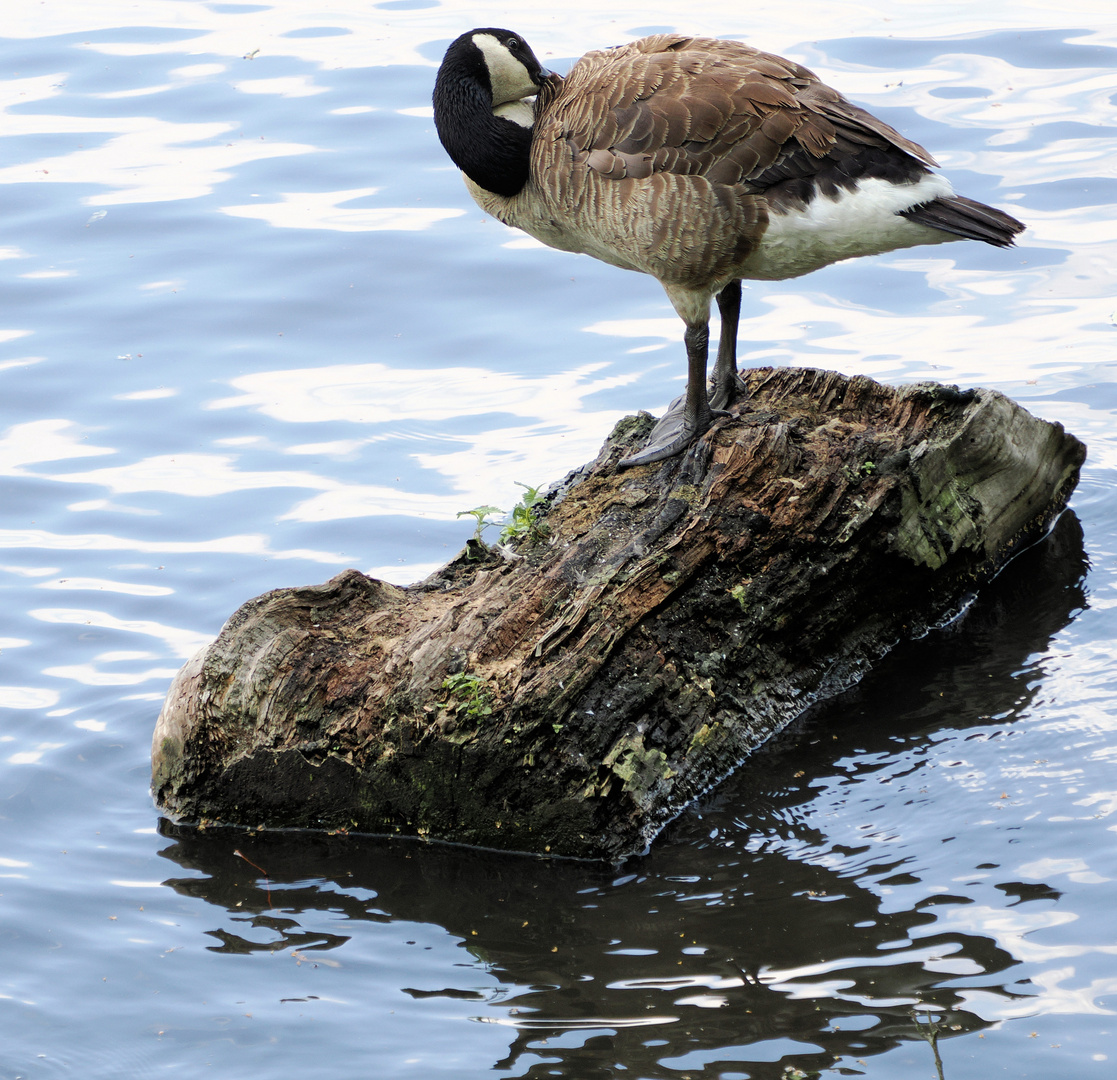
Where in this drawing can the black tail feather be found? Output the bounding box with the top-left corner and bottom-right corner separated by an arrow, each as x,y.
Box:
901,194 -> 1024,247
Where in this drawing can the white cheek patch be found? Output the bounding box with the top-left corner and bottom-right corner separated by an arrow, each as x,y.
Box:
472,32 -> 537,106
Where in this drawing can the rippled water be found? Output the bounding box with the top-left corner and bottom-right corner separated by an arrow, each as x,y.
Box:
2,2 -> 1116,1077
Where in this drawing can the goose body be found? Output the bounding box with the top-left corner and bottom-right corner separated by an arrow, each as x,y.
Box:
433,29 -> 1024,465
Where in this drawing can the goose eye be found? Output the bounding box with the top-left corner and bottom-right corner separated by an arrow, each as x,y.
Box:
506,37 -> 520,50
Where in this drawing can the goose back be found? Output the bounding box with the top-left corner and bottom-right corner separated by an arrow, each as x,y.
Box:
473,34 -> 962,290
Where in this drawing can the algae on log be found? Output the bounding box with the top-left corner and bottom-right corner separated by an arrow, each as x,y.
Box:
152,367 -> 1085,861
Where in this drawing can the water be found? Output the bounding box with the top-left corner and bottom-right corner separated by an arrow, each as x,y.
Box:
2,2 -> 1116,1076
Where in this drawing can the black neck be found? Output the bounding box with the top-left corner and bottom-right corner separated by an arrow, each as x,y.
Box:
433,64 -> 532,198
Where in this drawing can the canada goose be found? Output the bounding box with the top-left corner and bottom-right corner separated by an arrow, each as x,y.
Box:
433,29 -> 1024,466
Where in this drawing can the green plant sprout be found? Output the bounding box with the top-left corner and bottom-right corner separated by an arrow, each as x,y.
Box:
456,483 -> 549,552
439,672 -> 493,722
456,504 -> 504,542
499,482 -> 550,546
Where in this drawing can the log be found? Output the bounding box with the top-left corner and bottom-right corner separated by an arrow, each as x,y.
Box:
152,367 -> 1085,861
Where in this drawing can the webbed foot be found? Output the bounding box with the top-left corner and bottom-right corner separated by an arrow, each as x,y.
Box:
709,370 -> 748,412
618,393 -> 728,468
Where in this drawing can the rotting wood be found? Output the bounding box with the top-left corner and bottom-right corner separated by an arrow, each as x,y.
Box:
152,367 -> 1085,861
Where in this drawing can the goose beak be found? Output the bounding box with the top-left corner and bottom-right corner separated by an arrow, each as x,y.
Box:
534,67 -> 555,87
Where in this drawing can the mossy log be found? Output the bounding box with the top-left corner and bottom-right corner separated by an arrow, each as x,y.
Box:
152,367 -> 1085,861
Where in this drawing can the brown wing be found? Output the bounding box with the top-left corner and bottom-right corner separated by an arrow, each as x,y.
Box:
538,34 -> 936,209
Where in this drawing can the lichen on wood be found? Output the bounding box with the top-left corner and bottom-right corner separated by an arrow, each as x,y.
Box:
152,367 -> 1085,860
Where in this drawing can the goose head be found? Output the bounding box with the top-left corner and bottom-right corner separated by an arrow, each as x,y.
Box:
433,29 -> 550,198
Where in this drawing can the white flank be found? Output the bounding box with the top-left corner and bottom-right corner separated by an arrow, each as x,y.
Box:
741,173 -> 958,281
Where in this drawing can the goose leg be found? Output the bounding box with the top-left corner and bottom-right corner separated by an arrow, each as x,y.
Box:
709,279 -> 747,410
619,321 -> 722,468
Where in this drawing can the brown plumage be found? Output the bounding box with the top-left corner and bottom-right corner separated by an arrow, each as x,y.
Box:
433,30 -> 1025,465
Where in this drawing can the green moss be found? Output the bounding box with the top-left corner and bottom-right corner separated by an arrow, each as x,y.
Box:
605,732 -> 675,798
152,735 -> 184,795
687,722 -> 721,755
610,412 -> 655,441
894,461 -> 980,569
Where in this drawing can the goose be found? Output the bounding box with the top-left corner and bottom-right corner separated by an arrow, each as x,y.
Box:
433,29 -> 1024,467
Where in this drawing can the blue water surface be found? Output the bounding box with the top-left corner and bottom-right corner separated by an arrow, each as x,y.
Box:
2,3 -> 1116,1078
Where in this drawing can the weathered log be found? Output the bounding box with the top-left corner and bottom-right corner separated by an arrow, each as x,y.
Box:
152,367 -> 1085,860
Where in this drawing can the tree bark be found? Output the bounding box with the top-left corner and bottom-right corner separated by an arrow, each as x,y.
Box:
152,367 -> 1085,861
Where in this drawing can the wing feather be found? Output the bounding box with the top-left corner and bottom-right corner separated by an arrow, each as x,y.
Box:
538,34 -> 937,193
528,33 -> 943,284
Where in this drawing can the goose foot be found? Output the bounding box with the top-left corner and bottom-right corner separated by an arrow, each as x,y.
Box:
709,371 -> 748,412
618,393 -> 728,468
